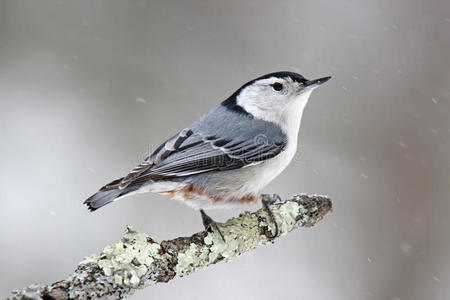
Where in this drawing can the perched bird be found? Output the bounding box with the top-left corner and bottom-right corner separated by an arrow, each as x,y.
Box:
85,71 -> 330,238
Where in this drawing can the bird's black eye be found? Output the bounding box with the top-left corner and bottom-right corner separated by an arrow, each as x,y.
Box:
271,82 -> 283,91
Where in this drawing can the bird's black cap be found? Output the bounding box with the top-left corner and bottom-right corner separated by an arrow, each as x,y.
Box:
252,71 -> 306,84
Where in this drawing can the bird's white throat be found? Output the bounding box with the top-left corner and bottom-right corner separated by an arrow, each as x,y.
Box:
238,90 -> 312,139
280,90 -> 312,141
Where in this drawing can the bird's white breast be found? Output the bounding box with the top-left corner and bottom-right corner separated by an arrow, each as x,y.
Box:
238,93 -> 309,196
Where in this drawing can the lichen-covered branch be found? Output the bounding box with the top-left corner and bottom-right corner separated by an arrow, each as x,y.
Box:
8,194 -> 332,300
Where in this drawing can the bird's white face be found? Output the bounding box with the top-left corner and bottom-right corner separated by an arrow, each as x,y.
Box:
236,76 -> 313,126
235,73 -> 330,136
238,76 -> 304,110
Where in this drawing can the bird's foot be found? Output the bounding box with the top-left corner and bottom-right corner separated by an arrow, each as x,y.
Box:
261,194 -> 282,239
200,209 -> 226,242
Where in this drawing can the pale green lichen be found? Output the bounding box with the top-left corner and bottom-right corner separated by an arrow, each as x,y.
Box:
174,211 -> 272,278
81,227 -> 161,287
258,202 -> 300,235
114,274 -> 123,285
204,211 -> 264,262
174,243 -> 199,276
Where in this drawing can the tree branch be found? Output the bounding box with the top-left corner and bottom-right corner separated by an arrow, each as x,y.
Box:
8,194 -> 332,300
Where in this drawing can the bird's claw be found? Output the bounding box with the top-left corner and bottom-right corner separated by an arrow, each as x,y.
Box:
261,194 -> 281,239
200,209 -> 226,242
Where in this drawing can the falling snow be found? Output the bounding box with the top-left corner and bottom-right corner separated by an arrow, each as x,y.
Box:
136,98 -> 147,103
400,242 -> 411,253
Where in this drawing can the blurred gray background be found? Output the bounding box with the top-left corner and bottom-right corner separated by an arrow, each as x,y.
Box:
1,0 -> 449,299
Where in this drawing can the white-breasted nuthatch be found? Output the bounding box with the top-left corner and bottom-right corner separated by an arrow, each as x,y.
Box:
85,71 -> 331,237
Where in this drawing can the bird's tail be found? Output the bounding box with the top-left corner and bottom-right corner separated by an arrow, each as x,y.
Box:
84,177 -> 141,211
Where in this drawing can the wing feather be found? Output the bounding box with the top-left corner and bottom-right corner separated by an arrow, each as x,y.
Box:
118,106 -> 287,188
131,132 -> 285,181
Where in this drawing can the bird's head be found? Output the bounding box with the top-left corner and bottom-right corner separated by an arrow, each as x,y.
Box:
224,71 -> 331,122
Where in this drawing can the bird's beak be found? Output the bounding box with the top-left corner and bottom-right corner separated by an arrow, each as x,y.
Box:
303,76 -> 331,90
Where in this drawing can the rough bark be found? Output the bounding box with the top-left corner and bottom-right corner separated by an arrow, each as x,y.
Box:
8,194 -> 332,300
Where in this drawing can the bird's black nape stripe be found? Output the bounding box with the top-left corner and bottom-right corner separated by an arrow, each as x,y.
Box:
221,94 -> 252,116
221,71 -> 306,116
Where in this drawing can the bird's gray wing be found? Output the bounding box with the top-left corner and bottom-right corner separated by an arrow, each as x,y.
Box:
118,105 -> 287,189
119,128 -> 286,189
118,128 -> 194,188
149,132 -> 284,175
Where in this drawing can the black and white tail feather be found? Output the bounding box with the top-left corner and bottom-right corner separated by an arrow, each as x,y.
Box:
84,178 -> 142,211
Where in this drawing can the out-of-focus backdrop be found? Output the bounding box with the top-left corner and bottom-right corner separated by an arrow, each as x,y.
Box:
1,0 -> 449,299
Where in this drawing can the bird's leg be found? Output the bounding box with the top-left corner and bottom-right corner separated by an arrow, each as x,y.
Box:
261,194 -> 282,238
200,209 -> 226,242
